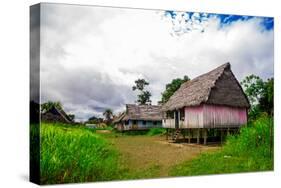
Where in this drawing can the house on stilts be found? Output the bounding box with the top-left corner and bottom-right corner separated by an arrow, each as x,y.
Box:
113,104 -> 162,131
162,63 -> 250,144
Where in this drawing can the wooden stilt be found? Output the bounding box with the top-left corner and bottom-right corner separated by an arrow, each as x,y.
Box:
197,128 -> 200,144
203,129 -> 207,145
227,128 -> 230,136
166,129 -> 168,140
188,129 -> 191,143
220,128 -> 223,145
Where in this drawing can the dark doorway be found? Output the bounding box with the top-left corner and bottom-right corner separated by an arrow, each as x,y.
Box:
175,111 -> 179,129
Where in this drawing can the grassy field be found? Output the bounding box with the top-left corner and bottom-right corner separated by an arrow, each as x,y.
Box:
39,123 -> 119,184
36,116 -> 273,184
98,130 -> 218,179
169,116 -> 273,176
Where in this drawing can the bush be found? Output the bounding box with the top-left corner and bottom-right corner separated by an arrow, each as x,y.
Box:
224,115 -> 273,158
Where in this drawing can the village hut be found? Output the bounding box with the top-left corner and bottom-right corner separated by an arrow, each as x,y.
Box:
113,104 -> 162,131
41,106 -> 73,124
162,62 -> 250,144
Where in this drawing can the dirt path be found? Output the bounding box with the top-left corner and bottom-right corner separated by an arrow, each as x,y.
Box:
96,131 -> 220,179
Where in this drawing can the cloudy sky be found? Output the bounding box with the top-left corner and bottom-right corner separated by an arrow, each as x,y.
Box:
39,3 -> 274,121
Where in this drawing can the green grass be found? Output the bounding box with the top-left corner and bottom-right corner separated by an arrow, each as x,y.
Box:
39,122 -> 120,184
34,116 -> 273,184
170,116 -> 273,176
146,128 -> 166,136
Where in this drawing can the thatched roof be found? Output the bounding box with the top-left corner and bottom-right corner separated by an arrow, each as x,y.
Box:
114,104 -> 162,123
162,62 -> 250,111
112,112 -> 126,123
41,106 -> 73,123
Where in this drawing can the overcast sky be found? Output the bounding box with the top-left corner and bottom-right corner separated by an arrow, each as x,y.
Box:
38,3 -> 274,121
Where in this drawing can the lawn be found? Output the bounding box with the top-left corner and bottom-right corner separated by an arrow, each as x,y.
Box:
36,116 -> 273,184
169,116 -> 273,176
97,130 -> 218,179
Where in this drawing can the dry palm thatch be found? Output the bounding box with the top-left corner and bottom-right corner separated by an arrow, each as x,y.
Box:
162,62 -> 250,111
114,104 -> 162,123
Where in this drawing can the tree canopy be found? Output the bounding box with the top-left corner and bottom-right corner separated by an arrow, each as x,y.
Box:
68,114 -> 75,121
160,75 -> 190,104
132,78 -> 152,105
103,108 -> 113,122
241,74 -> 273,119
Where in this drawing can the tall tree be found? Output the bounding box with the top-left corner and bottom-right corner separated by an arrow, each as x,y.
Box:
259,78 -> 274,115
132,79 -> 152,105
160,75 -> 190,104
41,101 -> 62,113
241,75 -> 274,118
241,75 -> 265,105
103,108 -> 113,122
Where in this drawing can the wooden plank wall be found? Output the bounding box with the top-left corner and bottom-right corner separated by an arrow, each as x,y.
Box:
184,105 -> 204,128
163,104 -> 247,129
202,104 -> 247,128
184,104 -> 247,128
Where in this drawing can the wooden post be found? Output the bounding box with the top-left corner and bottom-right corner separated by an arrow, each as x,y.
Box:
188,129 -> 191,143
227,128 -> 230,136
203,129 -> 207,145
220,128 -> 223,145
183,129 -> 186,141
197,128 -> 200,144
166,128 -> 168,140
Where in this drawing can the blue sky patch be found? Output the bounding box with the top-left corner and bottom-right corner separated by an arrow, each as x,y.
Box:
164,11 -> 274,31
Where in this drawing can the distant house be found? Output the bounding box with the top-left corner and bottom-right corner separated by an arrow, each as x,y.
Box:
41,106 -> 73,124
113,104 -> 162,131
162,63 -> 250,144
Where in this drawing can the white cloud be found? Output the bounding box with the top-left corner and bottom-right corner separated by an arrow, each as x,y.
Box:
39,4 -> 273,121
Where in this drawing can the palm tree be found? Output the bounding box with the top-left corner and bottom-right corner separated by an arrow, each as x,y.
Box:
103,108 -> 113,123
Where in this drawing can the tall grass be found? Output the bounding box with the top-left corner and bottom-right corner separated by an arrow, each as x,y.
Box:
39,123 -> 119,184
170,115 -> 273,176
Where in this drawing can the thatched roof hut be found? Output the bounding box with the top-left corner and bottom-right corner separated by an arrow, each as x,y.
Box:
162,63 -> 250,130
114,104 -> 162,131
162,62 -> 250,111
41,106 -> 73,123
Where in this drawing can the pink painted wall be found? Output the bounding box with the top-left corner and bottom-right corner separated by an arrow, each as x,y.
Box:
184,105 -> 204,128
184,104 -> 247,128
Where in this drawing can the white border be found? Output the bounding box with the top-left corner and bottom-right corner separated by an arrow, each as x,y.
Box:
0,0 -> 280,188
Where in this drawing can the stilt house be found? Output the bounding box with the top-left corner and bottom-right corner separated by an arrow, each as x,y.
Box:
162,63 -> 250,144
114,104 -> 162,131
